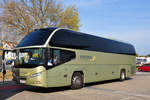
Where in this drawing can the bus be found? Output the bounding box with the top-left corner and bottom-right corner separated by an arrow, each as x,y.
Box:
12,27 -> 136,89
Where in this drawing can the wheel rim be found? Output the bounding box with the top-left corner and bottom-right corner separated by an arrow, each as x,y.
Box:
72,76 -> 82,87
121,72 -> 125,80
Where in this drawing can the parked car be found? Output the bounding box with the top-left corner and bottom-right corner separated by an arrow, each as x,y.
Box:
138,63 -> 150,71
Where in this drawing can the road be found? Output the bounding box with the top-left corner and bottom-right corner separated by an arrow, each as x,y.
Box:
1,72 -> 150,100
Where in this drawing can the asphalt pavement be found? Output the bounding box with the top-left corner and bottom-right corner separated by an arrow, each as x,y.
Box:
1,72 -> 150,100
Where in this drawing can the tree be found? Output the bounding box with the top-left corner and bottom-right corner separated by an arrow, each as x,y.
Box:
136,53 -> 139,57
147,54 -> 150,57
0,0 -> 80,42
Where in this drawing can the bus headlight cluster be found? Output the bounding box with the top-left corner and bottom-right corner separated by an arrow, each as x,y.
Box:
30,72 -> 42,78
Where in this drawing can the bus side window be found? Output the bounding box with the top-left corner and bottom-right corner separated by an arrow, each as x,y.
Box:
52,49 -> 75,66
60,50 -> 75,63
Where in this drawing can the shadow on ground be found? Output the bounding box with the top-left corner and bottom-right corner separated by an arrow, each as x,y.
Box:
85,77 -> 133,88
0,81 -> 29,100
27,77 -> 133,93
0,78 -> 133,99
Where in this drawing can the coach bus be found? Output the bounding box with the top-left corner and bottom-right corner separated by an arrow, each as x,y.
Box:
12,27 -> 136,89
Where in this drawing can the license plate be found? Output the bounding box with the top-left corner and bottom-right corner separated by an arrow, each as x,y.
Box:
20,80 -> 26,83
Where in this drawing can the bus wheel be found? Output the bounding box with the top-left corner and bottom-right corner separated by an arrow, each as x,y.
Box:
120,70 -> 126,81
71,72 -> 83,90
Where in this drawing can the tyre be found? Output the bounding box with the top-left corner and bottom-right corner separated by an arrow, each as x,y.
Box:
120,70 -> 126,81
71,72 -> 83,90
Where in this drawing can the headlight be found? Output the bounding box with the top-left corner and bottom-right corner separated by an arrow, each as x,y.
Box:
30,72 -> 42,78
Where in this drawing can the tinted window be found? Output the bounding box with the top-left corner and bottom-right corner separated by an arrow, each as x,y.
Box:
53,50 -> 61,65
50,29 -> 136,55
46,48 -> 75,67
17,28 -> 57,47
60,50 -> 76,63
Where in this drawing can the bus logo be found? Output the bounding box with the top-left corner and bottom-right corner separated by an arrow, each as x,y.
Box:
80,55 -> 96,61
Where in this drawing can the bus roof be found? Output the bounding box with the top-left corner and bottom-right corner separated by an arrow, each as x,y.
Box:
16,27 -> 136,55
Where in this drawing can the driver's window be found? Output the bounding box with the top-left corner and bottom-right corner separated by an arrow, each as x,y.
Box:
53,50 -> 60,65
47,48 -> 75,67
47,49 -> 60,66
47,48 -> 53,66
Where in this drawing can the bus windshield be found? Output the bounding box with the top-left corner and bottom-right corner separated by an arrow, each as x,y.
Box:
14,48 -> 46,68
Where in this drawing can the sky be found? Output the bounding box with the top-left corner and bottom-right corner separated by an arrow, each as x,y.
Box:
64,0 -> 150,55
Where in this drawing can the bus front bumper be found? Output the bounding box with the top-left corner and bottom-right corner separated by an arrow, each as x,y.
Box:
13,71 -> 47,87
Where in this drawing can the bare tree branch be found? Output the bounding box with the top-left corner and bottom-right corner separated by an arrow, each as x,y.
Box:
0,0 -> 80,42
